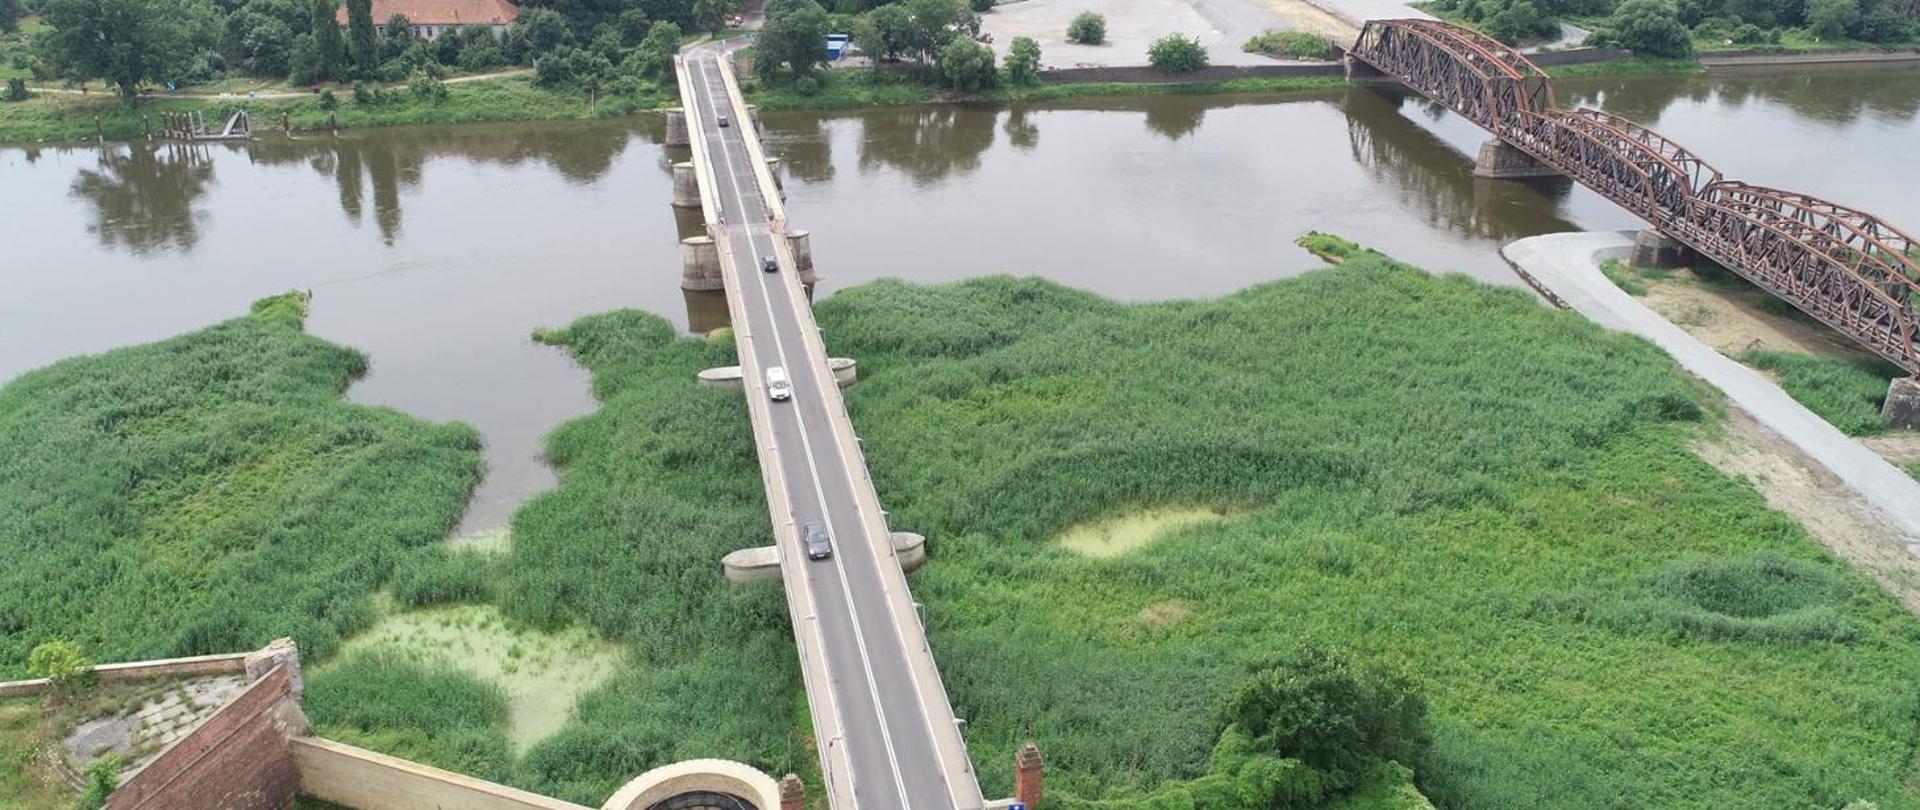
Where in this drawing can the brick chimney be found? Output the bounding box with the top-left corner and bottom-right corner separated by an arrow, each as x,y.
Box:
779,773 -> 805,810
1015,742 -> 1044,808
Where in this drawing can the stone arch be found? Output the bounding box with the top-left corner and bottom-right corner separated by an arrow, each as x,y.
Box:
601,759 -> 781,810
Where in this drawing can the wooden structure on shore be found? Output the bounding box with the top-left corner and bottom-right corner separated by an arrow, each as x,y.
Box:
159,109 -> 252,142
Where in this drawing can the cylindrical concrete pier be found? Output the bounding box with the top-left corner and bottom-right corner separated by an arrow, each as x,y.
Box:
786,230 -> 814,276
671,162 -> 700,208
1472,138 -> 1556,179
681,235 -> 723,291
1886,377 -> 1920,429
664,108 -> 689,147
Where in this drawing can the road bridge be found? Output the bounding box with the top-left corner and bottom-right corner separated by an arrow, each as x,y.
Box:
671,41 -> 990,810
1347,18 -> 1920,390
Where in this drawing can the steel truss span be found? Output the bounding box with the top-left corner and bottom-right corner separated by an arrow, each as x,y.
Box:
1349,18 -> 1919,374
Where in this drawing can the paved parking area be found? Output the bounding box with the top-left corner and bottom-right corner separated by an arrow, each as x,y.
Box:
982,0 -> 1293,67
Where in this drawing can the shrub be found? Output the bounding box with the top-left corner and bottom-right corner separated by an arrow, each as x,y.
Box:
1216,643 -> 1427,791
1243,30 -> 1332,59
1148,32 -> 1209,71
27,640 -> 95,700
793,74 -> 820,95
78,754 -> 122,809
3,76 -> 25,101
1066,10 -> 1105,44
317,88 -> 338,109
1606,0 -> 1694,56
1003,35 -> 1041,84
937,35 -> 997,91
408,70 -> 449,102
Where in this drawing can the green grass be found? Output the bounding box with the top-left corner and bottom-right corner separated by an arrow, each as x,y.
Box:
0,76 -> 671,143
0,696 -> 74,809
305,649 -> 517,781
1543,57 -> 1703,78
746,68 -> 941,109
984,75 -> 1348,103
1600,258 -> 1649,296
0,292 -> 482,677
1737,348 -> 1902,436
379,246 -> 1920,807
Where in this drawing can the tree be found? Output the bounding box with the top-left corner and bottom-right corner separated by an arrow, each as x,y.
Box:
936,34 -> 994,90
853,5 -> 912,61
615,6 -> 651,44
38,0 -> 210,97
381,13 -> 412,59
1485,0 -> 1557,42
510,6 -> 573,63
1,0 -> 24,33
1806,0 -> 1860,36
1605,0 -> 1693,55
1217,644 -> 1427,793
310,0 -> 344,78
1002,34 -> 1039,84
1147,32 -> 1207,71
344,0 -> 376,74
690,0 -> 729,32
760,0 -> 829,76
623,19 -> 679,79
242,17 -> 294,74
1066,9 -> 1104,43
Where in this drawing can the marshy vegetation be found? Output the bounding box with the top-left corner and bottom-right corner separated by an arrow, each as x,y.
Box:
0,293 -> 481,677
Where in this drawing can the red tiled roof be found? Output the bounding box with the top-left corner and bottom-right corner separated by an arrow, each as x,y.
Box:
335,0 -> 519,28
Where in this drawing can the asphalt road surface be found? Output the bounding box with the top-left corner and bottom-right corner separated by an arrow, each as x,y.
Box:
683,48 -> 977,810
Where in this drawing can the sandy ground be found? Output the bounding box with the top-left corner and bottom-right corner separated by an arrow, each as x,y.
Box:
1249,0 -> 1358,39
982,0 -> 1292,67
1694,409 -> 1920,611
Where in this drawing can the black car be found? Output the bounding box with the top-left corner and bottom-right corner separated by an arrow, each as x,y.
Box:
803,523 -> 832,560
718,115 -> 730,128
762,256 -> 779,273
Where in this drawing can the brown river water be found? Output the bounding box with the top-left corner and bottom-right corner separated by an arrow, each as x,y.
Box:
4,62 -> 1916,533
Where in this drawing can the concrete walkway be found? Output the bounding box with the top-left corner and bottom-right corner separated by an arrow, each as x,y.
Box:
1503,231 -> 1920,549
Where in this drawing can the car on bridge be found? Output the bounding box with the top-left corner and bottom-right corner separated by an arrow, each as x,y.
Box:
804,523 -> 833,560
766,367 -> 792,401
762,256 -> 779,273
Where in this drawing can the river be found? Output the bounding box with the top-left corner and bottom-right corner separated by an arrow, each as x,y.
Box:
4,62 -> 1915,534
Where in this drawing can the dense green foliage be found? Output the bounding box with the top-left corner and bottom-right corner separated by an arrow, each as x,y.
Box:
1600,0 -> 1695,56
937,33 -> 994,90
759,0 -> 830,77
1738,348 -> 1902,436
1218,644 -> 1428,792
848,0 -> 979,65
1002,34 -> 1039,84
1148,32 -> 1208,71
1243,29 -> 1334,59
1066,9 -> 1104,43
0,294 -> 481,677
1430,0 -> 1918,48
306,650 -> 517,780
36,0 -> 218,97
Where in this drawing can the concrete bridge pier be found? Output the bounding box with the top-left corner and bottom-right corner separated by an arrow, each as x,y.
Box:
1628,228 -> 1697,269
1886,377 -> 1920,429
664,108 -> 689,147
1473,139 -> 1557,179
671,162 -> 700,208
745,104 -> 761,132
786,229 -> 818,287
681,235 -> 724,291
766,157 -> 785,197
1344,54 -> 1386,79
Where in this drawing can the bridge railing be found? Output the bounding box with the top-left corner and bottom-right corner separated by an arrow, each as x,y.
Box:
1346,18 -> 1919,375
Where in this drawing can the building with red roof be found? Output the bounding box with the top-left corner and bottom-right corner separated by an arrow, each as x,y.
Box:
335,0 -> 520,40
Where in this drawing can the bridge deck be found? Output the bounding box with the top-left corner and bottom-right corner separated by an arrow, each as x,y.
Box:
673,45 -> 986,810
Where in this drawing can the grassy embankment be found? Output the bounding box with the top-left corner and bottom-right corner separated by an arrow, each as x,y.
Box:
0,76 -> 669,143
317,238 -> 1920,807
1601,258 -> 1911,439
0,293 -> 482,678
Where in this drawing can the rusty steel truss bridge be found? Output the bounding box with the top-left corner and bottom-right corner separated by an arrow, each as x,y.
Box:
1348,18 -> 1920,376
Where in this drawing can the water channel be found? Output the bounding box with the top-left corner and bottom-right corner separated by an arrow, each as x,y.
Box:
4,62 -> 1916,534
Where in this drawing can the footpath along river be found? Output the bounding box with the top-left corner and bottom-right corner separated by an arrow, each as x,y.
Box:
3,62 -> 1916,534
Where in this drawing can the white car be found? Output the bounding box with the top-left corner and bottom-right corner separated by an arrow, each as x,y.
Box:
766,366 -> 792,401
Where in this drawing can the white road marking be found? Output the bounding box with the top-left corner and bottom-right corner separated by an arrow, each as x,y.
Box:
694,56 -> 915,810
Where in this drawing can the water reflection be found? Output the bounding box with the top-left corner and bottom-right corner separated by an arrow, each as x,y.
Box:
1557,63 -> 1920,127
856,105 -> 997,185
1003,106 -> 1039,151
69,144 -> 214,255
1341,88 -> 1579,241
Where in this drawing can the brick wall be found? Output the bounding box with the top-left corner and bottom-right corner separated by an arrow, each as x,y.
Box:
105,664 -> 306,810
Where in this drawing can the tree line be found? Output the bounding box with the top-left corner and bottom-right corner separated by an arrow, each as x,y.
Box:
7,0 -> 727,98
1429,0 -> 1918,55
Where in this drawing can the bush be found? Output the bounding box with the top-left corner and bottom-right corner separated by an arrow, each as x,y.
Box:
793,74 -> 819,95
27,640 -> 95,700
1217,643 -> 1427,791
1242,30 -> 1331,59
937,35 -> 997,91
3,76 -> 25,101
317,88 -> 337,109
408,70 -> 449,102
1003,35 -> 1041,84
1066,10 -> 1105,44
78,754 -> 122,809
1606,0 -> 1694,56
1147,32 -> 1209,71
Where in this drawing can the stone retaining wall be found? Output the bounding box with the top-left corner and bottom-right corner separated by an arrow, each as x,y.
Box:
0,652 -> 250,698
292,737 -> 593,810
105,664 -> 306,810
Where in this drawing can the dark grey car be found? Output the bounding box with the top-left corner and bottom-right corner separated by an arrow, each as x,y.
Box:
804,523 -> 832,560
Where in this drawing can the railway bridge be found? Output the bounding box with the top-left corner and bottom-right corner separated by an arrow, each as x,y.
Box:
1346,18 -> 1920,408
